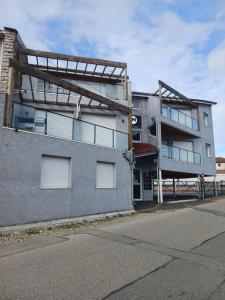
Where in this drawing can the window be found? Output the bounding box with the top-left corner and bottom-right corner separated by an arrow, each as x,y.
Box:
218,163 -> 221,167
203,113 -> 209,126
40,155 -> 71,188
132,131 -> 141,142
206,144 -> 211,158
132,99 -> 140,109
96,162 -> 115,188
37,80 -> 54,93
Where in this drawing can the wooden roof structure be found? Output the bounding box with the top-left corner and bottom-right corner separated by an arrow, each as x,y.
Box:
8,48 -> 131,114
154,80 -> 197,108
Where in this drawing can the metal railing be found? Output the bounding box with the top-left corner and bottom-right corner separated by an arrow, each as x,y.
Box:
161,144 -> 201,164
162,104 -> 198,131
11,102 -> 128,151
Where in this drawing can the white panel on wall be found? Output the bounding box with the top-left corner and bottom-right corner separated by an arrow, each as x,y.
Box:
173,141 -> 193,151
40,156 -> 71,188
96,162 -> 115,188
81,113 -> 116,130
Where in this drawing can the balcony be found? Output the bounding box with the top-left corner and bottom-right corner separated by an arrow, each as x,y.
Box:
162,104 -> 198,131
11,103 -> 128,151
162,144 -> 201,164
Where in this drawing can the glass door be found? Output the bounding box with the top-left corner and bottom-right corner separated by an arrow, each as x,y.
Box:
133,169 -> 142,200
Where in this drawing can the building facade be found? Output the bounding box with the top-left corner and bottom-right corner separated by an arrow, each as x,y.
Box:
0,27 -> 217,226
132,81 -> 216,203
0,27 -> 133,227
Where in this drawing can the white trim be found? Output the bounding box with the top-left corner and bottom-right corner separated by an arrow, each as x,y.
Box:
0,210 -> 135,233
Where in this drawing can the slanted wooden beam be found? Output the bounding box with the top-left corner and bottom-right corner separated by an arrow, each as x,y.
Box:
18,48 -> 127,68
9,59 -> 131,113
159,80 -> 197,108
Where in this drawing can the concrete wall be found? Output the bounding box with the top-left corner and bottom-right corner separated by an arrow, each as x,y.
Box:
0,93 -> 132,226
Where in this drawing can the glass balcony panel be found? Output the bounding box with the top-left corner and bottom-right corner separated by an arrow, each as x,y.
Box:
188,151 -> 194,163
171,147 -> 179,160
47,112 -> 73,139
95,126 -> 113,148
194,152 -> 201,164
12,103 -> 35,131
180,149 -> 188,162
171,108 -> 179,123
73,119 -> 95,144
162,144 -> 200,164
186,115 -> 192,128
34,110 -> 46,134
162,104 -> 198,131
161,144 -> 169,158
179,113 -> 186,126
114,131 -> 128,151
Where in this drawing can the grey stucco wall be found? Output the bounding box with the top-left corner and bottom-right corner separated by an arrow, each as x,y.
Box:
132,94 -> 216,177
0,95 -> 132,226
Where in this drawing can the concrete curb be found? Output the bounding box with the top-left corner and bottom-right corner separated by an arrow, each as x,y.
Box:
0,210 -> 135,234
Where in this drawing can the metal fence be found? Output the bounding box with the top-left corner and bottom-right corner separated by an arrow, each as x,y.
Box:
154,179 -> 225,201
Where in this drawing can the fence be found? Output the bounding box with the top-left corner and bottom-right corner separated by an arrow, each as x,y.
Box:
153,179 -> 225,200
11,102 -> 128,151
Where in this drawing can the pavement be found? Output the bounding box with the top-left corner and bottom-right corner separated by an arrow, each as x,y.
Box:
1,198 -> 225,299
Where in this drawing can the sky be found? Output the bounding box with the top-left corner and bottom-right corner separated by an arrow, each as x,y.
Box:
0,0 -> 225,156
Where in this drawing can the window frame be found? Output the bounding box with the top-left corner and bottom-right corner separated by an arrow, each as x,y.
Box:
132,99 -> 141,109
203,112 -> 209,127
205,143 -> 211,158
132,131 -> 142,142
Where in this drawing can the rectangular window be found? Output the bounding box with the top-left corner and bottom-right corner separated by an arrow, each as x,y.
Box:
132,131 -> 141,142
206,144 -> 211,158
96,161 -> 115,188
132,99 -> 140,109
203,113 -> 209,126
40,155 -> 71,188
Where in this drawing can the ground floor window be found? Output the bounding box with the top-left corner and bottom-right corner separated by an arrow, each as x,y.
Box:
40,155 -> 71,188
96,161 -> 115,188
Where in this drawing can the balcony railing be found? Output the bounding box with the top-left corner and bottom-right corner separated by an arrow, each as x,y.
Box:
11,103 -> 128,151
162,104 -> 198,131
161,144 -> 201,164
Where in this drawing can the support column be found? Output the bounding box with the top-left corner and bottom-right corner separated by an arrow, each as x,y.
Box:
173,178 -> 176,200
5,65 -> 14,126
156,81 -> 163,204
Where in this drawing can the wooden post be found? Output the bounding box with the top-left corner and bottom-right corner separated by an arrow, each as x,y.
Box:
5,65 -> 15,126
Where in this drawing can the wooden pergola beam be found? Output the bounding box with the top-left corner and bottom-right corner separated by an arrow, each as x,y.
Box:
9,59 -> 131,113
18,48 -> 127,69
159,80 -> 197,108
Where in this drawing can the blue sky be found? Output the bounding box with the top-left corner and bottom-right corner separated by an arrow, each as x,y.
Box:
0,0 -> 225,156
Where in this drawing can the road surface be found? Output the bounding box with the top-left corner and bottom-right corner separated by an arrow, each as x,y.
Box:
1,198 -> 225,299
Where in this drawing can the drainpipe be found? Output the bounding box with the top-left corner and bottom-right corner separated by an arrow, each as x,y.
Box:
123,148 -> 135,207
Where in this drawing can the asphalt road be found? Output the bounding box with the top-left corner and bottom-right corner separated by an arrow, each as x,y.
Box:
2,198 -> 225,299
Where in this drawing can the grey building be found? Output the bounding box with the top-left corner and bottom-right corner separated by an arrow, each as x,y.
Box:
132,81 -> 216,203
0,27 -> 133,227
